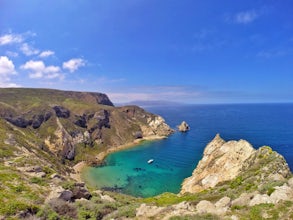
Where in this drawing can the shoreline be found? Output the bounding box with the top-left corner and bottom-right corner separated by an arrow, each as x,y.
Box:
70,135 -> 168,182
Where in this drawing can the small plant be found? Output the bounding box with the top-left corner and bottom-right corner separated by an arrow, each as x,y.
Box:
61,180 -> 76,191
30,177 -> 47,186
230,176 -> 243,189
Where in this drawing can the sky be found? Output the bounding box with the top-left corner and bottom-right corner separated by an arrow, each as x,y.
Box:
0,0 -> 292,104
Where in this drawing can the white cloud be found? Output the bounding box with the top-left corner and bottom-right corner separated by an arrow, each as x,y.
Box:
0,56 -> 19,87
0,56 -> 16,75
0,34 -> 23,46
21,60 -> 63,79
20,43 -> 40,56
234,10 -> 258,24
39,50 -> 55,58
63,58 -> 85,73
6,51 -> 19,57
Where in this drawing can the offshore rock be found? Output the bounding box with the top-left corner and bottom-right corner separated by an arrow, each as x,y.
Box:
178,121 -> 190,132
181,134 -> 255,194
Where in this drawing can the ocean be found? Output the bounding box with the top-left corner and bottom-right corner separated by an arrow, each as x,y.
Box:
83,103 -> 293,198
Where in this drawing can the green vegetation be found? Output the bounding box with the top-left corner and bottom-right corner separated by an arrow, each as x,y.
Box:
170,214 -> 220,220
0,88 -> 292,219
143,192 -> 198,206
0,165 -> 45,217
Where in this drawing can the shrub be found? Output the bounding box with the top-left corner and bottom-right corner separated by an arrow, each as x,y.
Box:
30,177 -> 47,186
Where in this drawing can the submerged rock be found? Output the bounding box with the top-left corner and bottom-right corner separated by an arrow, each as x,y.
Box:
178,121 -> 190,132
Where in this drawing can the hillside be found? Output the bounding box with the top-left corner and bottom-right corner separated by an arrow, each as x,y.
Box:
0,88 -> 173,219
0,88 -> 293,219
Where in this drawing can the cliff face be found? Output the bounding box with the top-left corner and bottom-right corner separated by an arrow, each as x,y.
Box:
0,88 -> 174,218
0,88 -> 173,164
136,135 -> 293,220
181,134 -> 291,194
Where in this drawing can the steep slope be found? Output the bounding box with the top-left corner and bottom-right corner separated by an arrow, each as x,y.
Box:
137,135 -> 293,219
0,88 -> 174,219
1,89 -> 293,219
0,88 -> 173,163
181,134 -> 291,194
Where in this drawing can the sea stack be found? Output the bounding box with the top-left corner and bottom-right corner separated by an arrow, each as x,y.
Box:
178,121 -> 190,132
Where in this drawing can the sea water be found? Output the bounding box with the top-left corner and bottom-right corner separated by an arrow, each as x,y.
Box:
83,103 -> 293,197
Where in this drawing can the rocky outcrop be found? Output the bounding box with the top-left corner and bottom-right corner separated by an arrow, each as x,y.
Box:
181,134 -> 291,194
5,112 -> 52,129
178,121 -> 190,132
1,89 -> 173,164
119,105 -> 174,138
181,134 -> 255,194
53,106 -> 70,118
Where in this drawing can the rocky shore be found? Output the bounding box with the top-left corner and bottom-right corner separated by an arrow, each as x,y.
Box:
135,134 -> 293,219
1,88 -> 293,219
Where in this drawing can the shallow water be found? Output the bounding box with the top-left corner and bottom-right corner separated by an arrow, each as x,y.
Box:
83,103 -> 293,197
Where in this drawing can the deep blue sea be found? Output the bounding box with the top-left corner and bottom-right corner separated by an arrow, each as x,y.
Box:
83,103 -> 293,198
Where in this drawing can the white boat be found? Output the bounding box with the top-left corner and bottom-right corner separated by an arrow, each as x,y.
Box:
147,159 -> 154,164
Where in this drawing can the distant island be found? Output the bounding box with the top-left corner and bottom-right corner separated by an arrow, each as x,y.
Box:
117,100 -> 186,107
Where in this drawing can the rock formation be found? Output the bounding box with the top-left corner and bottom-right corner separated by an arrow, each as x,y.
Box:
0,88 -> 173,164
177,121 -> 190,132
1,88 -> 293,219
181,134 -> 291,194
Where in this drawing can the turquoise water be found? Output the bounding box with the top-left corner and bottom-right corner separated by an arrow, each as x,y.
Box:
84,103 -> 293,197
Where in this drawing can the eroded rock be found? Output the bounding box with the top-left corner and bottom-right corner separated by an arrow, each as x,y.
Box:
181,134 -> 255,194
178,121 -> 190,132
53,106 -> 70,118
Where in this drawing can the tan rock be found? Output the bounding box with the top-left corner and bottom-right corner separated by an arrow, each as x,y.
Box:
136,203 -> 164,218
178,121 -> 190,132
288,177 -> 293,188
196,200 -> 216,214
232,192 -> 256,206
181,134 -> 255,194
215,196 -> 231,209
100,194 -> 115,202
249,194 -> 272,206
270,184 -> 293,203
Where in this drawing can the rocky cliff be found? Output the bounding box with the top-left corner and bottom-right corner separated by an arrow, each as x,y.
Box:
135,134 -> 293,220
0,88 -> 173,164
181,134 -> 291,194
1,89 -> 293,219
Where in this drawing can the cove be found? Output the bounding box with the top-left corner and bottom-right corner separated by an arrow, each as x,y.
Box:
83,132 -> 202,198
83,103 -> 293,198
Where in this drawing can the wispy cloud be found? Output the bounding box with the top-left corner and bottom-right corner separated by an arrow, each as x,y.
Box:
20,43 -> 40,56
235,10 -> 258,24
21,60 -> 63,79
96,76 -> 125,84
0,33 -> 23,46
257,49 -> 290,59
63,58 -> 86,73
39,50 -> 55,58
191,28 -> 226,52
0,56 -> 19,87
106,85 -> 202,103
226,10 -> 259,25
6,51 -> 19,58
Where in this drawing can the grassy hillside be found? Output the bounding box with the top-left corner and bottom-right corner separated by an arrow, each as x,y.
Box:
0,88 -> 292,219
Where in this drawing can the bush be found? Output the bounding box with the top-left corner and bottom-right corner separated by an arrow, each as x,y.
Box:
30,177 -> 47,186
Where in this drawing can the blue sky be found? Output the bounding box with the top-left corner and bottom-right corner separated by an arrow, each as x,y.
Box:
0,0 -> 292,104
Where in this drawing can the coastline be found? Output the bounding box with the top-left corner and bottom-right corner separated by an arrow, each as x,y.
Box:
71,135 -> 168,182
